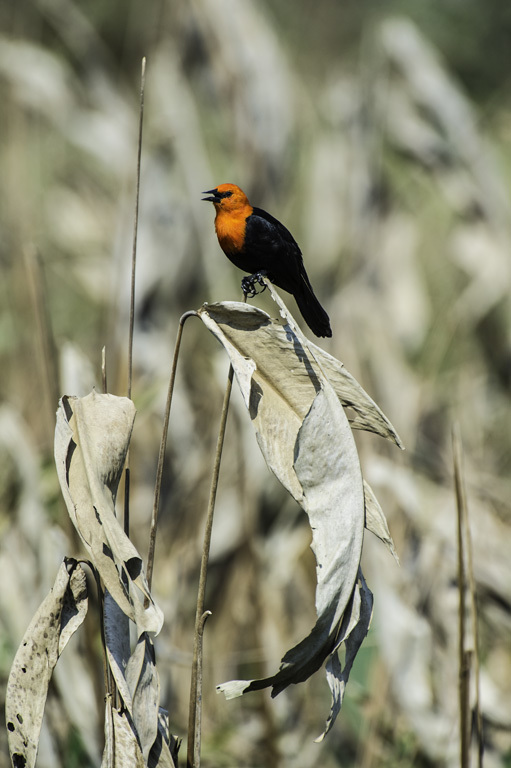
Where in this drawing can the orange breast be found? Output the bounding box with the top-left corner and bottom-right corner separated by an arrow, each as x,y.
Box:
215,209 -> 248,255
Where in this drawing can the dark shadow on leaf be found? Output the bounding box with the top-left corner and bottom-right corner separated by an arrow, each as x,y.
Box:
125,557 -> 142,581
248,380 -> 263,420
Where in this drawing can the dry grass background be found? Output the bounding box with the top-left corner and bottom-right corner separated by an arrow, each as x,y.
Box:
1,1 -> 511,766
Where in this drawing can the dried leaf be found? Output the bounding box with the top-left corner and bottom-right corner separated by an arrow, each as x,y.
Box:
54,391 -> 163,636
6,559 -> 88,768
126,635 -> 159,763
101,708 -> 146,768
104,605 -> 177,767
364,480 -> 400,564
315,570 -> 373,742
149,710 -> 181,768
200,300 -> 403,448
199,300 -> 370,733
264,280 -> 403,448
147,709 -> 179,768
308,342 -> 404,447
104,590 -> 133,712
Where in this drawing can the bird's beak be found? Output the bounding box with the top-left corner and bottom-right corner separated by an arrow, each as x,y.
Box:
202,188 -> 220,203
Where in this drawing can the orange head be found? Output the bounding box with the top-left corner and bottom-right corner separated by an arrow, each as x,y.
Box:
202,183 -> 251,213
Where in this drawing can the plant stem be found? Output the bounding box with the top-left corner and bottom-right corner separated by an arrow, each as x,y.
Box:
452,425 -> 471,768
127,55 -> 146,402
452,425 -> 484,767
187,364 -> 234,768
124,57 -> 146,544
24,246 -> 59,447
147,310 -> 198,590
102,346 -> 108,393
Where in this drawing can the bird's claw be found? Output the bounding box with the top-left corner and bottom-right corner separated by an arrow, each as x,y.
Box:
241,271 -> 268,299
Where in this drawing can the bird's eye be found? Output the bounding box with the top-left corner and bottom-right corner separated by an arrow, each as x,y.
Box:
219,190 -> 233,199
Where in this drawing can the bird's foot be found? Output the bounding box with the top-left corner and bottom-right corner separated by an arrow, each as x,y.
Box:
241,271 -> 268,299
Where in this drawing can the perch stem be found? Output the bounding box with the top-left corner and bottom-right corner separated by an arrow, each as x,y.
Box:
187,364 -> 234,768
147,310 -> 198,590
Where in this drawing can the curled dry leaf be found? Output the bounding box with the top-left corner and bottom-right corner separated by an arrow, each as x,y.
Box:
54,391 -> 163,636
364,480 -> 400,564
102,707 -> 146,768
198,300 -> 388,735
101,705 -> 177,768
316,569 -> 373,741
262,278 -> 403,448
6,558 -> 88,768
103,594 -> 177,767
126,635 -> 159,763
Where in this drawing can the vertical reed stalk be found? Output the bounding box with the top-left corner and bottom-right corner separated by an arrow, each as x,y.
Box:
124,56 -> 146,541
187,364 -> 234,768
452,425 -> 484,768
147,310 -> 198,590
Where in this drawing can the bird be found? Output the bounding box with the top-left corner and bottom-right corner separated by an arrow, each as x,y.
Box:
202,183 -> 332,338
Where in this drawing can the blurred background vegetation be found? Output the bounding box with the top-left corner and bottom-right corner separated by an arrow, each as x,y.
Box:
1,0 -> 511,766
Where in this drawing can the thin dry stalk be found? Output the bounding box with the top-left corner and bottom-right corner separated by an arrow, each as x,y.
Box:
468,555 -> 484,768
23,245 -> 60,445
124,56 -> 146,543
452,424 -> 473,768
452,425 -> 484,768
187,364 -> 234,768
147,310 -> 198,590
87,560 -> 119,720
102,346 -> 108,393
127,56 -> 146,402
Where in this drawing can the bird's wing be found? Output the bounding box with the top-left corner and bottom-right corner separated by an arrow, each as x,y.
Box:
244,207 -> 305,289
249,207 -> 301,252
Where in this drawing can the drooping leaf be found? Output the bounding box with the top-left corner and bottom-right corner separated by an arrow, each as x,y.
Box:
315,569 -> 373,742
200,300 -> 403,448
101,708 -> 146,768
6,559 -> 88,768
126,634 -> 159,763
264,278 -> 403,449
103,599 -> 177,767
364,480 -> 400,564
54,391 -> 163,636
199,300 -> 371,734
102,705 -> 177,768
104,589 -> 133,712
149,710 -> 181,768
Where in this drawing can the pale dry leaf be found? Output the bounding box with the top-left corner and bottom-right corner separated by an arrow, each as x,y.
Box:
201,300 -> 403,448
364,480 -> 400,564
54,391 -> 163,636
147,709 -> 179,768
104,603 -> 177,767
104,590 -> 133,713
149,709 -> 181,768
6,559 -> 88,768
200,301 -> 400,542
199,301 -> 370,733
101,684 -> 176,768
315,570 -> 373,742
262,280 -> 403,448
101,708 -> 146,768
126,634 -> 159,763
102,704 -> 114,768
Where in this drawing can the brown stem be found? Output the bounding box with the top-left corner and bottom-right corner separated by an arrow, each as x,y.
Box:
127,56 -> 146,402
452,425 -> 471,768
101,346 -> 108,393
147,310 -> 198,590
124,57 -> 146,544
187,364 -> 234,768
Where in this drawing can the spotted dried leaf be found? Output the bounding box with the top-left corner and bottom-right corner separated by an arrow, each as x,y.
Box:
54,391 -> 163,636
199,299 -> 377,735
6,559 -> 87,768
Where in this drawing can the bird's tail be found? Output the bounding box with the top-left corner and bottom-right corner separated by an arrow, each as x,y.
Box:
293,277 -> 332,338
